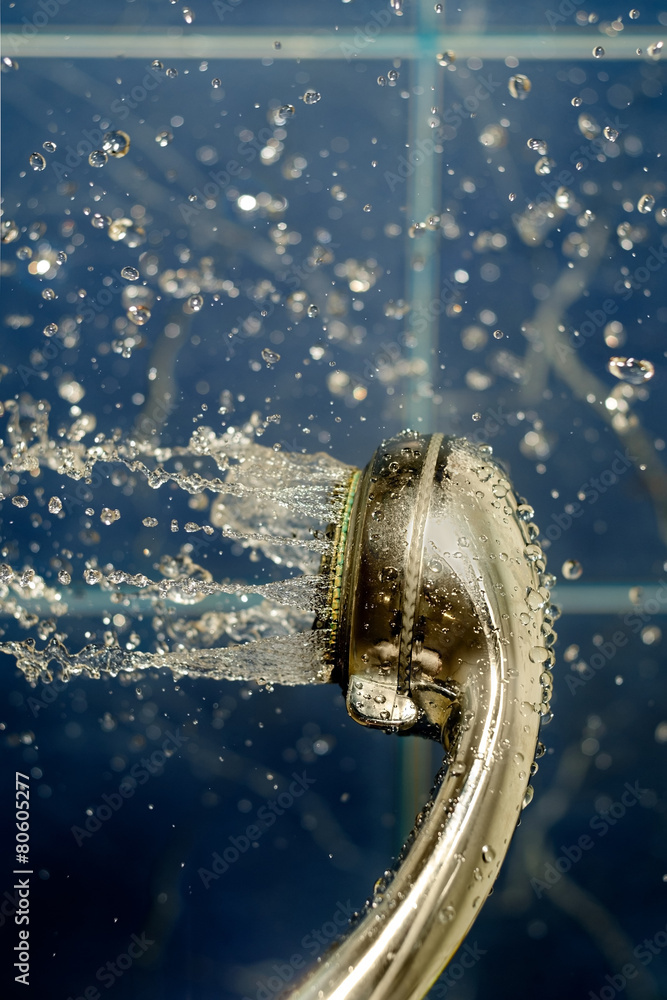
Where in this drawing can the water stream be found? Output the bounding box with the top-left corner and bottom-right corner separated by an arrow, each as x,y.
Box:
0,401 -> 352,687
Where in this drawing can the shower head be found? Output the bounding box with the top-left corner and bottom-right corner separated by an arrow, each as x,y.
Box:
294,430 -> 555,1000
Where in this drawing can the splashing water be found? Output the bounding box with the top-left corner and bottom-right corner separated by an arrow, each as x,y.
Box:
0,397 -> 353,689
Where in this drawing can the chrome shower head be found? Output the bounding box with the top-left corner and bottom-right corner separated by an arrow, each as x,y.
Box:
293,430 -> 555,1000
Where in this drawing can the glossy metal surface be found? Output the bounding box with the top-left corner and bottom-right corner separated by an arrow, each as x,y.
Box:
291,432 -> 553,1000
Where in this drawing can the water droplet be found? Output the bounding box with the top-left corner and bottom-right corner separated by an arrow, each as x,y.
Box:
593,46 -> 605,58
56,251 -> 67,264
155,130 -> 173,147
43,323 -> 58,337
261,348 -> 281,365
571,96 -> 582,107
638,193 -> 655,214
508,74 -> 531,99
42,288 -> 56,301
48,497 -> 62,514
647,41 -> 663,59
527,137 -> 548,154
151,60 -> 163,71
529,646 -> 550,664
88,150 -> 108,168
212,78 -> 222,88
607,356 -> 654,384
535,156 -> 556,176
127,304 -> 151,326
102,130 -> 130,157
108,218 -> 145,246
629,9 -> 640,18
437,51 -> 456,67
29,152 -> 46,171
562,558 -> 583,580
1,220 -> 20,243
555,186 -> 572,209
57,569 -> 71,585
43,141 -> 57,153
100,508 -> 121,525
281,104 -> 296,123
2,56 -> 19,71
603,126 -> 619,142
166,67 -> 178,79
142,517 -> 158,527
84,568 -> 103,585
182,6 -> 195,23
307,304 -> 319,318
438,905 -> 456,923
493,329 -> 504,340
526,588 -> 547,612
377,75 -> 387,86
522,785 -> 534,809
187,294 -> 204,312
481,845 -> 496,863
642,625 -> 661,646
12,495 -> 29,508
363,204 -> 372,212
121,266 -> 139,281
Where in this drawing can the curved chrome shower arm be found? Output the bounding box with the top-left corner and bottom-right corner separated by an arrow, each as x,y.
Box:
289,617 -> 541,1000
287,435 -> 551,1000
